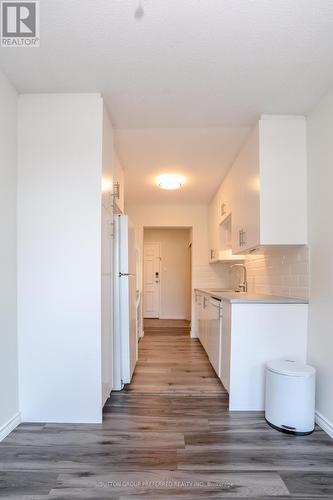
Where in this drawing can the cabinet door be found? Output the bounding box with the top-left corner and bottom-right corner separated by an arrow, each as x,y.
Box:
201,295 -> 209,351
205,297 -> 213,361
113,151 -> 125,213
220,301 -> 231,392
217,175 -> 232,225
207,298 -> 221,376
232,126 -> 260,253
195,293 -> 203,341
259,116 -> 307,245
208,196 -> 219,262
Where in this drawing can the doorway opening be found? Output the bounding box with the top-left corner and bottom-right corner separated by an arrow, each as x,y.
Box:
143,227 -> 192,331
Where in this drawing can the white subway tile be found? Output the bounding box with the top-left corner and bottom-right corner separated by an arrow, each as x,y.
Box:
195,247 -> 308,299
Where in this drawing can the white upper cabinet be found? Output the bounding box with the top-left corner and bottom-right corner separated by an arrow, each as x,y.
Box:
258,115 -> 307,246
209,167 -> 244,262
209,115 -> 307,259
208,194 -> 219,261
231,124 -> 260,253
217,174 -> 232,225
102,109 -> 125,214
113,150 -> 125,213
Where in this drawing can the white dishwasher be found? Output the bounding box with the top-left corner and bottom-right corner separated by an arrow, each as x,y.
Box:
205,297 -> 223,377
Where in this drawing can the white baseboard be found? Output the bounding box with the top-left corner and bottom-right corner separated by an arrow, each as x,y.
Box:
0,412 -> 21,442
316,410 -> 333,439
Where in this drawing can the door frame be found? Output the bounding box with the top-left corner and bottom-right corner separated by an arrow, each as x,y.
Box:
141,225 -> 193,335
143,241 -> 161,319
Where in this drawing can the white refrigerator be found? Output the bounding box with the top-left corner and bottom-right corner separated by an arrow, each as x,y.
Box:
113,214 -> 138,389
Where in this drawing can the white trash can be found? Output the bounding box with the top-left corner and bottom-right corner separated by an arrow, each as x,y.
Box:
265,359 -> 316,435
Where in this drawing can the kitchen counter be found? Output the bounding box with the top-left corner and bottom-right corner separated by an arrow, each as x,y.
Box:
195,287 -> 308,410
195,288 -> 308,304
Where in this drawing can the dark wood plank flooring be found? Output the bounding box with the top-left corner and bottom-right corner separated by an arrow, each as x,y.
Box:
125,324 -> 224,395
0,326 -> 332,499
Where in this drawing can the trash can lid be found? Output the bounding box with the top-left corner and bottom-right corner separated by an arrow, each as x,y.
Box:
266,359 -> 316,377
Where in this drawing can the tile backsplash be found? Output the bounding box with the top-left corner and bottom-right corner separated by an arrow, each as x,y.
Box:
193,263 -> 231,290
197,246 -> 308,300
240,246 -> 309,299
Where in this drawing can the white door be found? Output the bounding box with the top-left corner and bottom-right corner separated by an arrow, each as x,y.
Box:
119,215 -> 138,384
128,275 -> 137,380
113,215 -> 138,388
143,243 -> 160,318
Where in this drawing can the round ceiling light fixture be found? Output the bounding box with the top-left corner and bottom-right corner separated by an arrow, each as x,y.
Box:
156,174 -> 184,190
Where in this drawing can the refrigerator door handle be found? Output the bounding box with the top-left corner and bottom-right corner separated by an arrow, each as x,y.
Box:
119,272 -> 136,277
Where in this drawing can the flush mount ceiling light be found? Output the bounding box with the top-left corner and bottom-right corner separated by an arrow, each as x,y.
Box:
156,174 -> 184,190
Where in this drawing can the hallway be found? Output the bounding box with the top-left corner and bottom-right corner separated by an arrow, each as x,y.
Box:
125,319 -> 226,395
0,325 -> 333,498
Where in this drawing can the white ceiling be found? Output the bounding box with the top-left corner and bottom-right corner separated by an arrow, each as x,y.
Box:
1,0 -> 333,203
115,127 -> 249,203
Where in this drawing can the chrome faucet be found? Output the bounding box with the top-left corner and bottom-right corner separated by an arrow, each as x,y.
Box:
231,264 -> 248,292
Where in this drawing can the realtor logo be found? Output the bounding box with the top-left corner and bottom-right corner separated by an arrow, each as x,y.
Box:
1,1 -> 39,47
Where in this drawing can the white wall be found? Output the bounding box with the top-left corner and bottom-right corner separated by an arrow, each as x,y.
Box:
144,228 -> 191,320
126,203 -> 230,335
0,71 -> 19,438
307,87 -> 333,436
18,94 -> 103,423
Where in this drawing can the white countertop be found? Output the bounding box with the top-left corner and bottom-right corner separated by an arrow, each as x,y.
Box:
196,288 -> 308,304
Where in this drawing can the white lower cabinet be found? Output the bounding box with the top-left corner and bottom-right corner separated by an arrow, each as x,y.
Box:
200,295 -> 207,352
195,292 -> 203,343
220,300 -> 231,393
195,291 -> 308,411
221,301 -> 308,410
205,297 -> 222,377
195,292 -> 222,378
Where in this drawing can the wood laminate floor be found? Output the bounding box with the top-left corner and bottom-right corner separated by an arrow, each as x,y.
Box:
0,326 -> 332,499
143,319 -> 191,329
